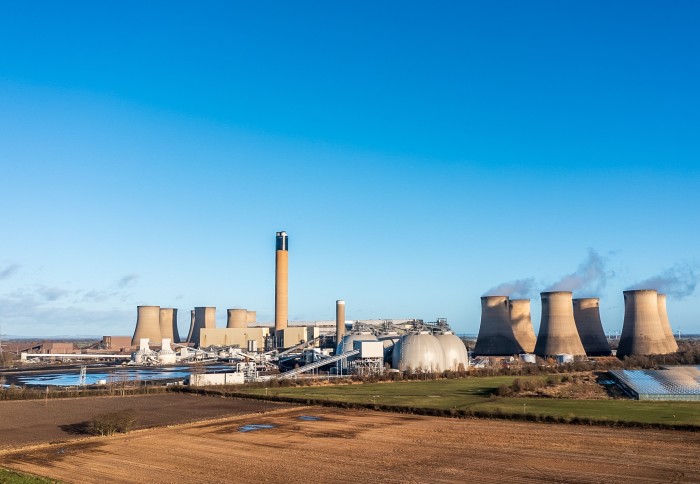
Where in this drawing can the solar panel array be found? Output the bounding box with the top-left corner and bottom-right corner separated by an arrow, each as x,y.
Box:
610,366 -> 700,400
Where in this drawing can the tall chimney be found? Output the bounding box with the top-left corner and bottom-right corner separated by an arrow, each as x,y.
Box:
617,290 -> 669,357
508,299 -> 537,354
131,306 -> 161,346
572,298 -> 611,356
534,291 -> 586,357
275,231 -> 289,333
336,300 -> 346,343
657,294 -> 679,353
474,296 -> 523,356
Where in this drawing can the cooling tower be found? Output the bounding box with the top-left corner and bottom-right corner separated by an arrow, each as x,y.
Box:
275,231 -> 288,333
186,310 -> 196,343
473,296 -> 523,356
657,294 -> 679,353
336,300 -> 346,342
534,292 -> 586,357
227,308 -> 248,328
572,298 -> 612,356
508,299 -> 537,354
190,306 -> 216,347
131,306 -> 161,346
159,308 -> 180,343
246,310 -> 256,324
617,290 -> 669,357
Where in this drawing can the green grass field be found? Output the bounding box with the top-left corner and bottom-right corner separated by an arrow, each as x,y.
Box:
0,467 -> 57,483
241,377 -> 700,426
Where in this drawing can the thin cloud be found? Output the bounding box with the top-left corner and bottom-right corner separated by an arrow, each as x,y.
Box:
0,264 -> 20,280
117,274 -> 139,288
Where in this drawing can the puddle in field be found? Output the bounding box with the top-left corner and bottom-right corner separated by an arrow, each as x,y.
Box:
297,415 -> 323,421
238,424 -> 275,433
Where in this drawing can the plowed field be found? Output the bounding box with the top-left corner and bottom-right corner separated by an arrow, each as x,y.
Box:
1,405 -> 698,483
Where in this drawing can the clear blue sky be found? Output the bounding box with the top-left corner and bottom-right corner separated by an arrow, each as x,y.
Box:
1,1 -> 699,337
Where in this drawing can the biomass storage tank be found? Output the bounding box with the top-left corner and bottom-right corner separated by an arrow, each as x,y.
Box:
392,332 -> 445,373
435,332 -> 469,371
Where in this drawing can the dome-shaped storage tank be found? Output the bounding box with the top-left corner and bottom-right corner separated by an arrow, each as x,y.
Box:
378,332 -> 401,362
435,332 -> 469,371
392,333 -> 446,373
336,332 -> 378,355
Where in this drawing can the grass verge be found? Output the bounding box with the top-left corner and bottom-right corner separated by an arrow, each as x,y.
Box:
0,467 -> 58,483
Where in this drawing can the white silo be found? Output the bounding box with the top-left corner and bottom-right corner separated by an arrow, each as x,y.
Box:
392,332 -> 446,373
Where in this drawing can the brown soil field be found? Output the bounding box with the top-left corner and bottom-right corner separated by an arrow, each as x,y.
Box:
0,393 -> 292,449
1,406 -> 698,483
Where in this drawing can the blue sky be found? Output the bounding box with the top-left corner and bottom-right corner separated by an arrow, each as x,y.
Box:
1,1 -> 699,337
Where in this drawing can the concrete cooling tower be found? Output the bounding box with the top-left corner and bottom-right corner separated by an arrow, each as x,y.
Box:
392,333 -> 446,373
186,310 -> 196,343
190,306 -> 216,347
534,292 -> 586,357
227,308 -> 248,328
159,308 -> 180,344
572,298 -> 611,356
246,310 -> 256,324
336,300 -> 346,342
617,290 -> 670,358
508,299 -> 537,354
473,296 -> 523,356
131,306 -> 161,346
275,231 -> 289,334
657,294 -> 679,353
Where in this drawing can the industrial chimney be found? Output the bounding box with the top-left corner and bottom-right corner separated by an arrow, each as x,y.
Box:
617,290 -> 670,358
657,294 -> 679,353
508,299 -> 537,354
474,296 -> 523,356
572,298 -> 611,356
159,308 -> 180,344
227,308 -> 248,328
189,306 -> 216,347
131,306 -> 162,346
186,309 -> 196,343
275,231 -> 288,336
534,292 -> 586,357
336,300 -> 346,343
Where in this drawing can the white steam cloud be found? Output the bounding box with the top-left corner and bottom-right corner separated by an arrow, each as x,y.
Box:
484,278 -> 536,298
627,263 -> 697,299
544,249 -> 611,295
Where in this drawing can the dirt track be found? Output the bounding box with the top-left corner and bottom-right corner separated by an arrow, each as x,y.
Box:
2,405 -> 698,483
0,394 -> 291,449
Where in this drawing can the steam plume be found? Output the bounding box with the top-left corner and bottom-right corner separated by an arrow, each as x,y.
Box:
628,263 -> 697,299
545,249 -> 611,295
484,278 -> 535,298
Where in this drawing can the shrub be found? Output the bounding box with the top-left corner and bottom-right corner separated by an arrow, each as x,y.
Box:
90,409 -> 137,436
